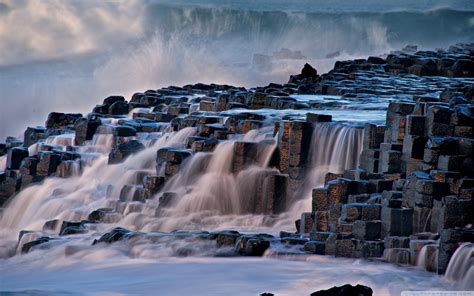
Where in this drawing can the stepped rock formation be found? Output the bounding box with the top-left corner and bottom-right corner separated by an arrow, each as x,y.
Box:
0,44 -> 473,287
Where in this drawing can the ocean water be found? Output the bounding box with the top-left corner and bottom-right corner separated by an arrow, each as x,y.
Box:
1,0 -> 474,140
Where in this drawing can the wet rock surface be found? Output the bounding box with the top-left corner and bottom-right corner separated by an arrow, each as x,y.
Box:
302,45 -> 473,275
1,44 -> 473,280
261,284 -> 373,296
310,284 -> 373,296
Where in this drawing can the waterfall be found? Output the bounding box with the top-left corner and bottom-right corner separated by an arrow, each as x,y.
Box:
287,122 -> 364,217
0,155 -> 6,172
0,127 -> 197,233
0,120 -> 364,237
306,122 -> 364,188
416,244 -> 438,273
445,242 -> 474,290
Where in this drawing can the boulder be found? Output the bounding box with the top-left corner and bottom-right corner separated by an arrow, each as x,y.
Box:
23,126 -> 47,146
45,112 -> 82,129
7,147 -> 29,170
74,118 -> 101,145
300,63 -> 318,79
88,208 -> 114,222
108,140 -> 145,164
36,151 -> 61,176
103,95 -> 125,105
214,230 -> 241,247
310,284 -> 372,296
113,126 -> 137,137
235,235 -> 271,256
304,241 -> 326,255
143,176 -> 166,198
59,221 -> 87,236
21,237 -> 52,253
109,101 -> 129,115
92,227 -> 133,245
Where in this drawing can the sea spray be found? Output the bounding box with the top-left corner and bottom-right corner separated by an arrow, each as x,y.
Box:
2,2 -> 474,140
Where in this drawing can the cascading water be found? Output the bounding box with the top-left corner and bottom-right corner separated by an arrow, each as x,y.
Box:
416,244 -> 439,273
286,122 -> 364,218
0,101 -> 466,295
0,126 -> 197,234
0,117 -> 365,237
305,122 -> 364,188
445,242 -> 474,290
0,155 -> 6,172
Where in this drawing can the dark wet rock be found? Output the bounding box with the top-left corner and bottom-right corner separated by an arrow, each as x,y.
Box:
212,230 -> 241,247
281,237 -> 308,245
92,227 -> 133,245
352,220 -> 381,240
367,56 -> 385,64
5,136 -> 23,148
244,238 -> 270,256
36,151 -> 61,176
157,148 -> 192,165
0,175 -> 21,204
191,137 -> 219,152
88,208 -> 114,222
235,235 -> 271,256
279,231 -> 299,239
436,196 -> 473,232
301,63 -> 318,78
197,123 -> 227,138
289,63 -> 318,84
93,104 -> 111,114
157,192 -> 178,211
381,207 -> 413,237
43,219 -> 60,231
45,112 -> 82,130
7,147 -> 29,170
19,157 -> 38,175
59,221 -> 88,236
23,126 -> 47,147
227,102 -> 248,109
60,151 -> 81,161
108,140 -> 145,164
113,125 -> 137,137
119,184 -> 145,202
156,148 -> 192,177
0,143 -> 6,157
103,95 -> 125,105
143,175 -> 166,198
109,101 -> 129,115
306,113 -> 332,123
311,284 -> 373,296
304,241 -> 326,255
21,237 -> 52,254
154,112 -> 177,122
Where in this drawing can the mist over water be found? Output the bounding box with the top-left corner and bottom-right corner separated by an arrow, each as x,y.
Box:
1,0 -> 474,140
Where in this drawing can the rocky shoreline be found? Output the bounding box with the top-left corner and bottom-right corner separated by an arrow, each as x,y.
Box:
1,44 -> 473,287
